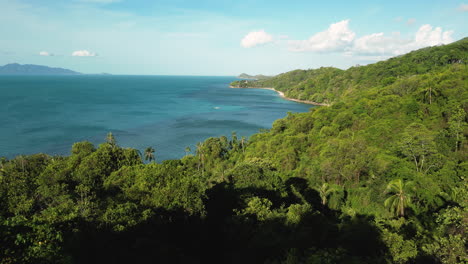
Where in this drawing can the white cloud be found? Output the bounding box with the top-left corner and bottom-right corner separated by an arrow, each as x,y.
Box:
413,24 -> 453,47
39,51 -> 53,56
350,24 -> 454,56
72,50 -> 97,57
288,20 -> 355,52
241,30 -> 273,48
407,18 -> 416,26
458,4 -> 468,11
350,32 -> 408,56
282,19 -> 454,59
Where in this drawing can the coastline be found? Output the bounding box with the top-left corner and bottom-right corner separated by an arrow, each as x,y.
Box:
229,86 -> 330,106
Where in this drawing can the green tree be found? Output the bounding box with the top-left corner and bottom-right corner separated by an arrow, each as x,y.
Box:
399,123 -> 437,173
106,132 -> 116,147
448,106 -> 466,152
144,147 -> 155,162
185,146 -> 191,156
381,229 -> 418,263
196,142 -> 204,174
240,136 -> 247,153
384,179 -> 414,217
418,81 -> 440,105
230,131 -> 238,150
318,183 -> 338,205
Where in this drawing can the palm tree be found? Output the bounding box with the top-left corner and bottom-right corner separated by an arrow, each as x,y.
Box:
240,136 -> 247,153
384,179 -> 414,217
449,106 -> 465,152
196,142 -> 204,174
0,157 -> 5,172
418,82 -> 440,105
106,132 -> 116,147
185,146 -> 191,156
135,149 -> 143,160
144,147 -> 155,162
17,155 -> 27,176
318,183 -> 338,205
230,131 -> 238,150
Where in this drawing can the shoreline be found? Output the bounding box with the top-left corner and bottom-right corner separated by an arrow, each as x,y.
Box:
229,86 -> 330,106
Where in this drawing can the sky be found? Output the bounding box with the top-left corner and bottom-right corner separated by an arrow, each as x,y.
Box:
0,0 -> 467,75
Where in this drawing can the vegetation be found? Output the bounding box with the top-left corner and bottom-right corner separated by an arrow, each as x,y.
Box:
231,37 -> 468,105
237,73 -> 272,80
1,38 -> 467,263
144,147 -> 155,162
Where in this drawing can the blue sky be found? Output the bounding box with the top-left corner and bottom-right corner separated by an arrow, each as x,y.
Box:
0,0 -> 467,75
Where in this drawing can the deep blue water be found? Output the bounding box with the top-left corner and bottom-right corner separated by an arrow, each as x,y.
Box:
0,75 -> 312,160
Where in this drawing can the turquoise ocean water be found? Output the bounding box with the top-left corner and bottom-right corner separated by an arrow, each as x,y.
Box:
0,76 -> 312,160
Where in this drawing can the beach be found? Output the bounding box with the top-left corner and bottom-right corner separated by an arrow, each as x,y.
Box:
229,86 -> 330,106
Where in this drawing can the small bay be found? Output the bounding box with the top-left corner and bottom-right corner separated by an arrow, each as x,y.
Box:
0,75 -> 312,160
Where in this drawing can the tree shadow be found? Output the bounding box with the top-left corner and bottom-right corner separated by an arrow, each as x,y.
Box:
284,177 -> 322,208
61,181 -> 389,264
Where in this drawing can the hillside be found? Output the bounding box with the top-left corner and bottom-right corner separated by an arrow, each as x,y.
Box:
0,38 -> 467,263
238,73 -> 272,80
231,37 -> 468,105
0,63 -> 81,75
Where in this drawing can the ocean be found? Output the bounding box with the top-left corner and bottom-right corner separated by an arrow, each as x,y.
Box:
0,75 -> 312,160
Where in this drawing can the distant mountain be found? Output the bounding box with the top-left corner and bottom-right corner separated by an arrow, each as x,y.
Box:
0,63 -> 81,75
237,73 -> 272,80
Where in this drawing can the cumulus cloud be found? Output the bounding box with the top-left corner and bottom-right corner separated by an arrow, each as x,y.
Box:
288,20 -> 355,52
243,19 -> 454,61
350,32 -> 408,56
72,50 -> 97,57
39,51 -> 53,56
350,24 -> 454,56
414,24 -> 454,46
241,30 -> 273,48
282,19 -> 453,58
458,4 -> 468,11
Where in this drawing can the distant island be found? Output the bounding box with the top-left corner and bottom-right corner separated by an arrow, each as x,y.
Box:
237,73 -> 272,80
0,63 -> 81,75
